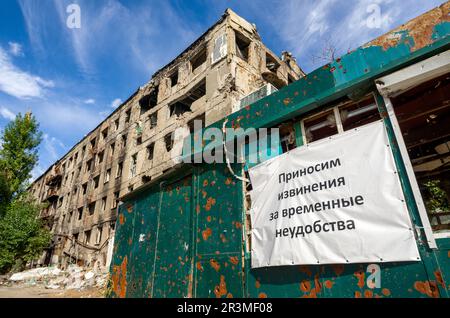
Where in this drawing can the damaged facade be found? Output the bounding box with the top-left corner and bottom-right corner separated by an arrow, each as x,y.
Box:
28,9 -> 303,270
109,3 -> 450,298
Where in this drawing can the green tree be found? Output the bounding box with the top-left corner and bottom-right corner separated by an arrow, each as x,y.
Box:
0,112 -> 50,273
0,112 -> 42,200
0,197 -> 51,273
0,172 -> 10,217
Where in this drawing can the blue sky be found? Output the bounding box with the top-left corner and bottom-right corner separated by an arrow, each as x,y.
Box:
0,0 -> 446,180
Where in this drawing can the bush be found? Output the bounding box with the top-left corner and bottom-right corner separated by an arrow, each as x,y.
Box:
0,197 -> 51,274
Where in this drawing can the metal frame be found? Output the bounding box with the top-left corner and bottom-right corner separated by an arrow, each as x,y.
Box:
373,52 -> 450,249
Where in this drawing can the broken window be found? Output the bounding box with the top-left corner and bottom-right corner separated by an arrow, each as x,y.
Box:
339,96 -> 380,131
114,118 -> 120,131
390,73 -> 450,234
86,159 -> 92,173
101,197 -> 107,212
136,136 -> 142,146
84,230 -> 91,244
164,133 -> 174,152
301,95 -> 381,144
88,202 -> 96,215
279,123 -> 296,153
78,207 -> 83,220
191,47 -> 207,72
121,134 -> 127,149
112,192 -> 119,209
170,70 -> 178,87
266,52 -> 280,73
125,109 -> 131,124
235,31 -> 250,62
188,113 -> 206,133
304,110 -> 338,143
212,33 -> 227,64
139,87 -> 159,114
110,142 -> 115,157
93,175 -> 100,189
149,112 -> 158,129
116,161 -> 123,178
74,152 -> 78,164
147,143 -> 155,160
97,151 -> 104,165
104,169 -> 111,183
81,145 -> 86,158
169,79 -> 206,117
130,154 -> 137,178
90,137 -> 97,149
82,183 -> 87,195
101,128 -> 108,141
96,226 -> 103,245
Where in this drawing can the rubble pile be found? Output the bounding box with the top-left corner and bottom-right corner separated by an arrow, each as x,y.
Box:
7,265 -> 108,291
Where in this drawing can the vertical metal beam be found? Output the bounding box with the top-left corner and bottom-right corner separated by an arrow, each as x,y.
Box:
293,121 -> 304,147
376,94 -> 437,249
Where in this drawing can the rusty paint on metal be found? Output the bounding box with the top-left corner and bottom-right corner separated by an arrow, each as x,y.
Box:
354,270 -> 365,289
258,292 -> 267,298
210,259 -> 221,272
324,280 -> 334,289
300,280 -> 311,293
331,264 -> 344,276
205,197 -> 216,211
283,98 -> 292,106
229,256 -> 239,265
202,228 -> 212,241
365,2 -> 450,52
214,275 -> 228,298
382,288 -> 391,296
119,213 -> 125,225
111,256 -> 128,298
364,289 -> 374,298
434,270 -> 446,289
414,281 -> 439,298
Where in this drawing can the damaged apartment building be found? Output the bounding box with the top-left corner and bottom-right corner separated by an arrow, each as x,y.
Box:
28,9 -> 304,270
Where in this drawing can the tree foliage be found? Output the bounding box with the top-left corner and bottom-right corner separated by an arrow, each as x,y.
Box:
0,112 -> 42,199
0,198 -> 51,273
0,112 -> 49,273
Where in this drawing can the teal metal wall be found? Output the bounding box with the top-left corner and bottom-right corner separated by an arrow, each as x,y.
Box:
109,4 -> 450,298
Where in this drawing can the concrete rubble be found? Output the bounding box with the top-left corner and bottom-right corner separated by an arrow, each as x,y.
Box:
5,265 -> 108,292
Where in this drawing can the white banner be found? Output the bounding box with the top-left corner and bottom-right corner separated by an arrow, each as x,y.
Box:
249,121 -> 420,268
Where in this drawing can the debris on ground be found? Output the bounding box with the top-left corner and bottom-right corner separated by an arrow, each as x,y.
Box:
6,265 -> 108,294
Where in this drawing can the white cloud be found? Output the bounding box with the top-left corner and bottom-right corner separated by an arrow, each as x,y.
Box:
43,133 -> 66,161
19,0 -> 200,77
0,106 -> 16,121
31,165 -> 45,182
265,0 -> 446,71
8,42 -> 24,57
0,47 -> 54,99
110,98 -> 122,109
84,98 -> 95,104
